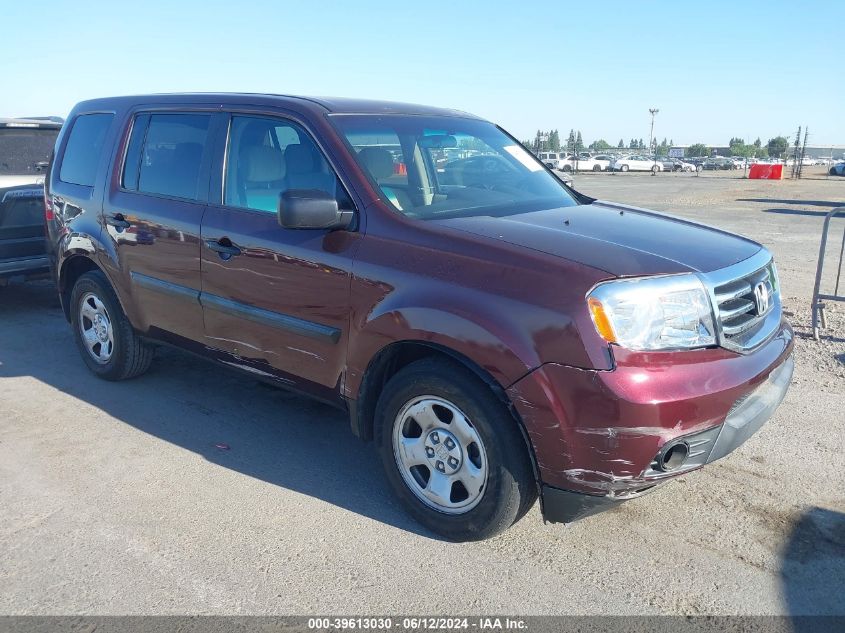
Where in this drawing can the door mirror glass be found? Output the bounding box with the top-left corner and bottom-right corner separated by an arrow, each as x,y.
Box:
278,189 -> 353,230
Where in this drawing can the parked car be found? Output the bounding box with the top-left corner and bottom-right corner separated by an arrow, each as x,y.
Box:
830,162 -> 845,176
611,155 -> 663,172
564,154 -> 612,172
46,94 -> 793,541
0,118 -> 62,284
702,156 -> 738,170
538,152 -> 569,170
673,158 -> 697,172
658,157 -> 695,172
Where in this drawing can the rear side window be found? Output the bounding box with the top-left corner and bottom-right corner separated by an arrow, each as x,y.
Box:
133,113 -> 211,201
59,113 -> 114,186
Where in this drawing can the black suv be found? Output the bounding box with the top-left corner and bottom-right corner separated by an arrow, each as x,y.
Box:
0,117 -> 62,284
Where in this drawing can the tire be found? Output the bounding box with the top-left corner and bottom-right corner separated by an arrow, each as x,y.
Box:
651,165 -> 659,174
70,270 -> 153,381
592,164 -> 601,172
562,165 -> 572,172
375,357 -> 537,541
621,164 -> 629,172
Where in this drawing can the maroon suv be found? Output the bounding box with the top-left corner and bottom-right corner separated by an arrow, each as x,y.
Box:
45,94 -> 793,541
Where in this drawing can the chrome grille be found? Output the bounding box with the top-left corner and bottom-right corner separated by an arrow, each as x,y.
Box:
705,251 -> 781,352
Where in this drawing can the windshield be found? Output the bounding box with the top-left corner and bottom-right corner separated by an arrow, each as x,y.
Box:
331,115 -> 577,220
0,128 -> 60,175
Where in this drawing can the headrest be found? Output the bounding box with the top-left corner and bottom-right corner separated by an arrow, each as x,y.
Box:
243,146 -> 284,182
285,144 -> 317,175
357,147 -> 395,180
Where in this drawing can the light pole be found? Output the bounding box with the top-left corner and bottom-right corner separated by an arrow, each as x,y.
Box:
649,108 -> 659,175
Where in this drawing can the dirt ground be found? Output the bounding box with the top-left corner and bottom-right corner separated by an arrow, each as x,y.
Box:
0,171 -> 843,616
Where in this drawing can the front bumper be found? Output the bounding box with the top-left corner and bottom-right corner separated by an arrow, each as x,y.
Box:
539,354 -> 793,523
508,320 -> 794,523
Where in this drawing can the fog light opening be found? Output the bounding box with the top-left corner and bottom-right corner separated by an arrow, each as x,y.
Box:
658,441 -> 689,472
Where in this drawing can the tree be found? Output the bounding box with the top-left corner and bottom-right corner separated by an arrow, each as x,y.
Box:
520,140 -> 533,151
687,143 -> 709,157
629,138 -> 637,149
729,137 -> 754,158
590,139 -> 611,150
638,138 -> 645,149
618,139 -> 625,149
575,131 -> 584,153
753,138 -> 761,148
549,129 -> 561,151
567,129 -> 576,152
767,136 -> 789,158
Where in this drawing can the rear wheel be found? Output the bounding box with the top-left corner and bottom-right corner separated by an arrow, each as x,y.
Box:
376,357 -> 536,541
621,164 -> 629,172
592,164 -> 601,171
651,165 -> 660,174
70,270 -> 153,380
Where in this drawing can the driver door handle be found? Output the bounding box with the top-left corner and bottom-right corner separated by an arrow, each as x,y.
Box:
105,213 -> 131,230
205,238 -> 242,257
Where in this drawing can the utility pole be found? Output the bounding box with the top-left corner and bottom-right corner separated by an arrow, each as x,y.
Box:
649,108 -> 659,176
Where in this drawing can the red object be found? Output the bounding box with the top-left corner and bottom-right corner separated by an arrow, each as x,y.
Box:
43,188 -> 54,221
749,163 -> 784,179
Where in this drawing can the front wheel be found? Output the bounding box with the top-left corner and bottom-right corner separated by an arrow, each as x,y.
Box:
621,164 -> 629,172
70,270 -> 153,380
651,165 -> 660,174
592,164 -> 601,171
376,357 -> 537,541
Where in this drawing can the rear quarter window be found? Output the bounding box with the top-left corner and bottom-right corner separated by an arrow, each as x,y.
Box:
59,113 -> 114,187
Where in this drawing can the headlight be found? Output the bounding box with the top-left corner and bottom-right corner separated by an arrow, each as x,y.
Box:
587,274 -> 716,350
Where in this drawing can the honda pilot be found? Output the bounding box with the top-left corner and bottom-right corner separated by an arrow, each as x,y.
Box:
45,94 -> 793,541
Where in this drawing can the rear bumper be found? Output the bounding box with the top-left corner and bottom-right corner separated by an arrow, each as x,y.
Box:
0,256 -> 50,280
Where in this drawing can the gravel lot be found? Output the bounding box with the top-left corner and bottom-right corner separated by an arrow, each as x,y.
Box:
1,172 -> 843,616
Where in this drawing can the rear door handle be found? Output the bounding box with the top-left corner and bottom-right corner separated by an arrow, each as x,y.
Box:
205,238 -> 242,257
105,213 -> 131,230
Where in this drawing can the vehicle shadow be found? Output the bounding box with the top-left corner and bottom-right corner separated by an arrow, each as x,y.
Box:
762,208 -> 842,218
0,281 -> 436,539
780,507 -> 845,623
737,198 -> 844,207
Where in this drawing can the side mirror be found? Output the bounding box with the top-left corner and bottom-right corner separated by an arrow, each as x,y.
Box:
278,189 -> 354,230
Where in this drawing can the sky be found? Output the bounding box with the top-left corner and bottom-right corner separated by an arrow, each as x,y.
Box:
3,1 -> 842,147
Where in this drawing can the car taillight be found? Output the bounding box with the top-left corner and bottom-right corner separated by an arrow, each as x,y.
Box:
44,189 -> 54,221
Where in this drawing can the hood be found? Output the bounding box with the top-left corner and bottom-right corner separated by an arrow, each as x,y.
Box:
432,201 -> 762,277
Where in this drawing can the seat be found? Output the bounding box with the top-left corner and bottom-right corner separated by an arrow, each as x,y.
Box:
284,143 -> 336,196
241,145 -> 285,212
356,147 -> 412,211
